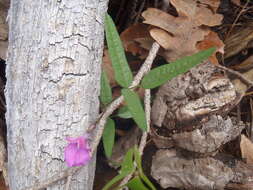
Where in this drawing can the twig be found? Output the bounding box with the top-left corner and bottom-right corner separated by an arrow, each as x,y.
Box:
23,42 -> 160,190
134,0 -> 146,24
119,45 -> 155,188
130,42 -> 160,88
119,89 -> 152,188
64,175 -> 72,190
138,89 -> 151,154
216,65 -> 253,87
225,0 -> 250,40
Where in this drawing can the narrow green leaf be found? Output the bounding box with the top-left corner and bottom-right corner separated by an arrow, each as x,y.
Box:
133,147 -> 142,170
105,13 -> 133,88
139,173 -> 156,190
102,148 -> 135,190
103,118 -> 115,158
134,147 -> 156,190
141,48 -> 216,89
121,89 -> 147,131
120,148 -> 135,173
127,177 -> 149,190
117,106 -> 132,119
100,70 -> 113,105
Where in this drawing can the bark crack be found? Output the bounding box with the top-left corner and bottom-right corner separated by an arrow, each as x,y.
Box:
41,151 -> 64,163
48,72 -> 88,83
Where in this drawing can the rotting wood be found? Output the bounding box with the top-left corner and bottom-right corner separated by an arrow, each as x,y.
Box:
151,61 -> 238,130
150,59 -> 251,189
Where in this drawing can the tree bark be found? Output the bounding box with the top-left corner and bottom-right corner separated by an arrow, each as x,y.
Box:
5,0 -> 108,189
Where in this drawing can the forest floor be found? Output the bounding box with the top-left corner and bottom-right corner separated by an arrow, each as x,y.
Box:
94,0 -> 253,190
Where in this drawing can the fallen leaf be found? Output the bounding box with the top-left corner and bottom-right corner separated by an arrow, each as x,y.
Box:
142,8 -> 208,61
142,1 -> 223,61
149,28 -> 172,49
196,31 -> 225,64
230,0 -> 241,6
102,49 -> 117,87
197,0 -> 221,12
170,0 -> 223,26
240,135 -> 253,164
120,24 -> 151,57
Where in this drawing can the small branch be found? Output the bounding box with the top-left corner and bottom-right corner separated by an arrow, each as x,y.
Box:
119,89 -> 152,188
216,65 -> 253,87
130,42 -> 160,88
139,89 -> 151,154
23,42 -> 160,190
119,44 -> 155,188
64,175 -> 72,190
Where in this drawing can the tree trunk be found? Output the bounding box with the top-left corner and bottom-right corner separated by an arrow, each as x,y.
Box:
5,0 -> 108,189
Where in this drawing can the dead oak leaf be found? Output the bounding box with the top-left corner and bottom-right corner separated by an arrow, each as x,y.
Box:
142,8 -> 209,61
196,31 -> 225,64
120,24 -> 151,58
102,49 -> 117,87
196,0 -> 221,12
240,134 -> 253,164
170,0 -> 223,26
142,0 -> 223,61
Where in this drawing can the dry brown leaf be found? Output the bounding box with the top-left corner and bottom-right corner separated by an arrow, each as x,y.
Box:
142,2 -> 223,61
150,28 -> 172,49
102,50 -> 117,87
196,31 -> 225,64
240,134 -> 253,164
197,0 -> 221,12
120,24 -> 151,57
170,0 -> 223,26
142,8 -> 208,61
230,0 -> 241,6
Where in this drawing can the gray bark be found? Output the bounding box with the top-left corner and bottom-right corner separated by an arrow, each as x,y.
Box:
5,0 -> 108,189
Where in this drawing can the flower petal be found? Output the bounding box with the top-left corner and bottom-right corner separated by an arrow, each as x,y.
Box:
73,148 -> 91,166
64,143 -> 78,167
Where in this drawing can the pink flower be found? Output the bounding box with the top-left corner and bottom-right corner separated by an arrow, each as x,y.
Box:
64,136 -> 91,167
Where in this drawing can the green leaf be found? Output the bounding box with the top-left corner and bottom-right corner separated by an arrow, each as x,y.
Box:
133,147 -> 142,170
120,148 -> 135,173
139,173 -> 156,190
141,48 -> 216,89
134,147 -> 156,190
102,148 -> 135,190
127,177 -> 149,190
105,13 -> 133,88
100,70 -> 113,105
102,118 -> 115,158
117,106 -> 132,119
121,89 -> 147,131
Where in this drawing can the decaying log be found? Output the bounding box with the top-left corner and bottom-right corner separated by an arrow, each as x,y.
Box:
152,149 -> 253,190
150,58 -> 252,189
151,61 -> 238,131
151,149 -> 234,190
172,115 -> 245,153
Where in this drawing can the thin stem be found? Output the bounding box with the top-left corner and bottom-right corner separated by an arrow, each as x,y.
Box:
216,65 -> 253,87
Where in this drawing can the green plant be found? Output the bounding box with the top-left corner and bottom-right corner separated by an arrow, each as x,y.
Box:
100,13 -> 215,188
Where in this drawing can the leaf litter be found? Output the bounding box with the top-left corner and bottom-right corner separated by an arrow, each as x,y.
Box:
97,0 -> 253,189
